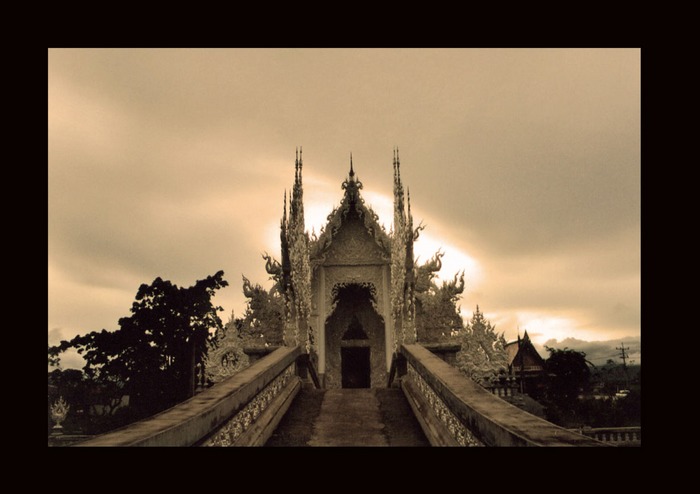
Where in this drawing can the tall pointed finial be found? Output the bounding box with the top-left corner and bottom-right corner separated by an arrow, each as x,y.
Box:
295,147 -> 299,183
282,190 -> 288,224
395,147 -> 401,178
394,146 -> 402,184
298,146 -> 303,186
350,152 -> 354,177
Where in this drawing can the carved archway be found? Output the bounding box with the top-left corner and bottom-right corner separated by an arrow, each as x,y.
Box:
324,283 -> 386,389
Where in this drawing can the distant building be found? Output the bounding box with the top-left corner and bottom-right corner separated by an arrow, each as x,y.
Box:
505,331 -> 546,395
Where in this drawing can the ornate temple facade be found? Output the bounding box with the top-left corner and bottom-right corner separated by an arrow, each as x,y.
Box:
266,148 -> 423,389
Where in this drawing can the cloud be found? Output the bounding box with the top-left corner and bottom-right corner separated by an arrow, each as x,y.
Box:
48,48 -> 640,369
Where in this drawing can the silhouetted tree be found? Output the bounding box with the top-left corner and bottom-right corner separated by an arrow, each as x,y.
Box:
48,271 -> 228,420
48,367 -> 128,434
544,347 -> 592,408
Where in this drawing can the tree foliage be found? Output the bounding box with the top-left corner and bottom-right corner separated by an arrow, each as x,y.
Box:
544,346 -> 592,408
48,368 -> 128,434
455,306 -> 508,384
48,271 -> 228,419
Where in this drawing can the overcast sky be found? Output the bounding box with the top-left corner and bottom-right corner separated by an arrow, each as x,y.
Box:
48,48 -> 640,368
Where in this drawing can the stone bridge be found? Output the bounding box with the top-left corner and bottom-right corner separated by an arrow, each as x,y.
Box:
74,344 -> 607,447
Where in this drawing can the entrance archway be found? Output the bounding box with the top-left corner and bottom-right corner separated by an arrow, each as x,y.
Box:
324,284 -> 386,389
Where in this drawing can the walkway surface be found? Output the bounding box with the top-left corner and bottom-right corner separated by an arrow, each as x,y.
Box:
265,387 -> 429,447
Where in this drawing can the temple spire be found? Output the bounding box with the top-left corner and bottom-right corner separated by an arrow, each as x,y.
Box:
298,146 -> 303,181
292,147 -> 304,225
349,152 -> 354,178
282,190 -> 288,228
393,146 -> 405,228
294,147 -> 300,186
393,146 -> 400,183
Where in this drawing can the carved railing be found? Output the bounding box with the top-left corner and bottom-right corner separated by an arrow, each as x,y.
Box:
571,427 -> 641,446
484,381 -> 518,398
75,346 -> 303,447
399,344 -> 608,447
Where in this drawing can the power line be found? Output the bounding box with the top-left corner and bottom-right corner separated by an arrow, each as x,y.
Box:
616,343 -> 629,369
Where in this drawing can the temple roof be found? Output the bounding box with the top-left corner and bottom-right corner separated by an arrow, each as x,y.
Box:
505,331 -> 546,367
309,157 -> 392,262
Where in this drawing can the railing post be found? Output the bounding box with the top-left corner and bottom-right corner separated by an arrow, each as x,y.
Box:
296,353 -> 321,389
388,352 -> 407,388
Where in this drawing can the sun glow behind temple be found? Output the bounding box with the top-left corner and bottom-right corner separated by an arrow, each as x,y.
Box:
254,159 -> 633,351
264,165 -> 484,311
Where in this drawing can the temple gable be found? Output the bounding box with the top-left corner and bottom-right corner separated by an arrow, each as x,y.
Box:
320,210 -> 390,266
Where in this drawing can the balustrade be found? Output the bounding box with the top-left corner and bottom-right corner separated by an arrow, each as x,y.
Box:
399,344 -> 607,447
75,346 -> 303,447
572,427 -> 641,446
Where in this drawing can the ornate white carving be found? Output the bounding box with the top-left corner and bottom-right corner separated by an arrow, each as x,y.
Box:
407,364 -> 484,447
202,365 -> 295,446
203,325 -> 250,383
322,266 -> 387,323
309,182 -> 391,265
50,396 -> 70,431
324,234 -> 387,265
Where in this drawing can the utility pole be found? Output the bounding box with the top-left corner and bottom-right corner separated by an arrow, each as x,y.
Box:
616,343 -> 629,390
616,343 -> 629,369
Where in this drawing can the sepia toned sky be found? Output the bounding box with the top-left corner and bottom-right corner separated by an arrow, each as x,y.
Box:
48,48 -> 641,367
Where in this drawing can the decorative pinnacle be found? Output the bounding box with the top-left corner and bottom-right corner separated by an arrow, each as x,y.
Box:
349,152 -> 354,177
282,190 -> 287,224
393,146 -> 402,183
294,148 -> 299,182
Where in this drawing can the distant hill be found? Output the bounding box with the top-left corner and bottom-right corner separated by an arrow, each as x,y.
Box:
533,336 -> 641,367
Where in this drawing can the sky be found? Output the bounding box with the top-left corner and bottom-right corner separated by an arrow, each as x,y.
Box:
48,48 -> 640,368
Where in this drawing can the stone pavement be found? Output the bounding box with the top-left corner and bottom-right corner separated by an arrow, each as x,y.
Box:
265,387 -> 429,447
308,389 -> 389,446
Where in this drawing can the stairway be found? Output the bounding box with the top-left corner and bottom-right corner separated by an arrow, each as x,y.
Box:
265,387 -> 429,447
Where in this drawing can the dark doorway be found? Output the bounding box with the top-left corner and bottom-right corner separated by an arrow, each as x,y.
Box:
341,347 -> 371,388
325,283 -> 386,389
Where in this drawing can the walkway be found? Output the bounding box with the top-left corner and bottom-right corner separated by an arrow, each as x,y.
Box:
265,387 -> 429,447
